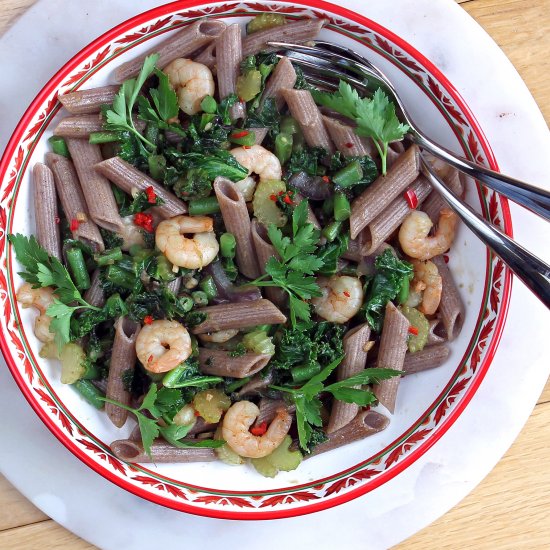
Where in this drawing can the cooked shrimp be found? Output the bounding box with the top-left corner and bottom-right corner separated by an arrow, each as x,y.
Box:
411,260 -> 442,315
163,58 -> 215,115
198,329 -> 239,343
155,215 -> 219,269
222,400 -> 292,458
16,283 -> 56,343
135,319 -> 192,373
119,215 -> 146,251
230,145 -> 282,190
399,208 -> 458,260
311,275 -> 363,324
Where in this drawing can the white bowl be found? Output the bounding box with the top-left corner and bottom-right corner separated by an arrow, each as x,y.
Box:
0,0 -> 512,519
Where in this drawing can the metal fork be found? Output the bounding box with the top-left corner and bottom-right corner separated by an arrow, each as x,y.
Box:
269,40 -> 550,221
269,40 -> 550,308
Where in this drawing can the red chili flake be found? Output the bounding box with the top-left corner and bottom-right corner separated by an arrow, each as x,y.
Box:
404,189 -> 418,209
54,216 -> 60,224
148,355 -> 154,363
408,326 -> 419,336
343,291 -> 351,297
345,142 -> 354,148
143,315 -> 153,325
322,175 -> 330,183
243,145 -> 251,149
145,186 -> 156,204
250,422 -> 268,436
269,194 -> 277,201
231,130 -> 249,139
194,410 -> 201,417
283,195 -> 293,205
134,212 -> 154,233
278,191 -> 285,196
443,254 -> 450,264
70,218 -> 79,231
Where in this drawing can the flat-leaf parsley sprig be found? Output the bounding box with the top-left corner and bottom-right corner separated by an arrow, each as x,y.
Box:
100,383 -> 225,457
251,201 -> 324,326
270,356 -> 401,452
9,234 -> 102,349
312,82 -> 409,175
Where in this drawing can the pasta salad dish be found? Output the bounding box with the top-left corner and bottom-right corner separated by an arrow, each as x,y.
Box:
10,14 -> 467,478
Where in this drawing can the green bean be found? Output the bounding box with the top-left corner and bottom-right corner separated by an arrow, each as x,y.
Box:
200,276 -> 218,300
322,220 -> 343,242
88,131 -> 120,144
105,264 -> 135,290
398,276 -> 410,304
94,247 -> 123,267
192,290 -> 209,306
332,160 -> 364,188
73,380 -> 105,409
220,233 -> 236,259
81,361 -> 100,380
128,244 -> 143,257
148,154 -> 166,181
144,122 -> 159,147
333,193 -> 351,222
229,130 -> 256,146
275,133 -> 293,165
291,363 -> 321,384
177,295 -> 194,313
66,248 -> 91,290
225,376 -> 251,393
280,116 -> 300,135
201,95 -> 217,114
322,195 -> 335,216
48,136 -> 70,158
188,196 -> 220,216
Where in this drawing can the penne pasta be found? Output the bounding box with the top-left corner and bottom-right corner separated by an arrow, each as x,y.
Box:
58,85 -> 119,115
105,317 -> 141,428
114,19 -> 227,83
83,270 -> 106,308
214,177 -> 260,279
242,18 -> 326,57
350,145 -> 420,239
361,175 -> 432,255
66,138 -> 124,233
53,114 -> 103,138
323,116 -> 377,158
308,410 -> 389,457
216,24 -> 245,121
432,255 -> 465,341
260,56 -> 297,112
32,163 -> 61,260
373,302 -> 409,413
45,152 -> 105,251
191,299 -> 287,334
282,89 -> 335,153
198,348 -> 272,378
402,344 -> 450,375
110,439 -> 218,463
327,323 -> 372,433
95,156 -> 187,218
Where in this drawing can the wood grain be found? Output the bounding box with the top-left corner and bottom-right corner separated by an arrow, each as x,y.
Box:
0,1 -> 548,549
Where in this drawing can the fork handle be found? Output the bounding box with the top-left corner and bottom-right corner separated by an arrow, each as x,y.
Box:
420,156 -> 550,309
413,132 -> 550,221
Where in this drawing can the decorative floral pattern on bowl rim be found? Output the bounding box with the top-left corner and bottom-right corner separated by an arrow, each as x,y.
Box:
0,0 -> 512,519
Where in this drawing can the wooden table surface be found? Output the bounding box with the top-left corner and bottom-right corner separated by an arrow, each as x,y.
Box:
0,0 -> 548,548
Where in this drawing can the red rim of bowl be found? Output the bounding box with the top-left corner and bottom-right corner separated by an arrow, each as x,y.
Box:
0,0 -> 513,520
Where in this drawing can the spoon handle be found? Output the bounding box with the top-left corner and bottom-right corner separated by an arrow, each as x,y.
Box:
420,155 -> 550,309
414,132 -> 550,221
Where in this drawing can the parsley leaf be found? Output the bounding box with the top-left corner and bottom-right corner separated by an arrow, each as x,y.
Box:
312,81 -> 409,174
271,356 -> 400,452
9,234 -> 101,349
252,201 -> 323,326
101,383 -> 224,457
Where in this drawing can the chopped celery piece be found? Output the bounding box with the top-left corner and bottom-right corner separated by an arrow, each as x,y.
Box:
251,435 -> 302,478
242,329 -> 275,355
400,306 -> 429,353
214,426 -> 245,465
247,13 -> 286,34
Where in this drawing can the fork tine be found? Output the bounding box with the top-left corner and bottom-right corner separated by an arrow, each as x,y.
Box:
276,53 -> 369,91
